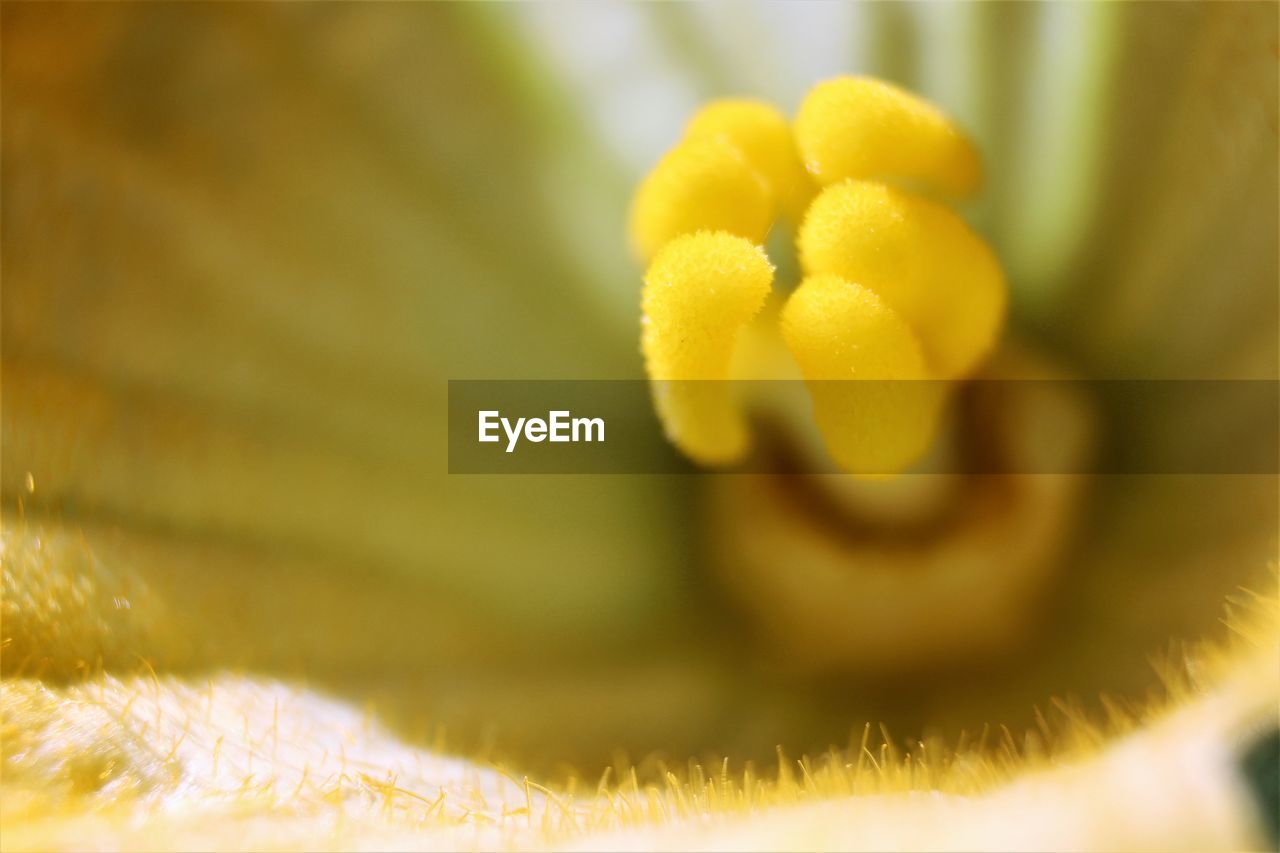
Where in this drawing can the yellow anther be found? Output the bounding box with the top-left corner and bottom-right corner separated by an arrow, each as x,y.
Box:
635,79 -> 1002,477
781,274 -> 943,476
794,76 -> 981,198
797,180 -> 1005,379
684,99 -> 815,220
641,232 -> 775,464
629,137 -> 774,261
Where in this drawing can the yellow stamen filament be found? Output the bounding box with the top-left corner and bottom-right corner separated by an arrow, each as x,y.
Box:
794,76 -> 982,198
628,137 -> 774,261
641,232 -> 775,464
781,274 -> 941,476
798,180 -> 1005,379
684,99 -> 815,220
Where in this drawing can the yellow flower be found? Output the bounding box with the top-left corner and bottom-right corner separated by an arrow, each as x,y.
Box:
1,3 -> 1277,851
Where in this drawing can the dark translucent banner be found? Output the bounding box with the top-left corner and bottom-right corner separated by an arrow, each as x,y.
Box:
447,380 -> 1279,475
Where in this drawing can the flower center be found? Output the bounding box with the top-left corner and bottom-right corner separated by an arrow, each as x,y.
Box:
631,76 -> 1094,671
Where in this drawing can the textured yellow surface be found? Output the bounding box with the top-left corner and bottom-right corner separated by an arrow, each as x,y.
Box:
780,274 -> 939,475
641,232 -> 775,464
628,138 -> 775,261
633,77 -> 1005,475
797,181 -> 1005,380
684,99 -> 815,221
793,76 -> 982,198
3,523 -> 1274,852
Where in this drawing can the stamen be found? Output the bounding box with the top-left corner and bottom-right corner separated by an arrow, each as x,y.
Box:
632,78 -> 1004,477
798,180 -> 1005,379
794,76 -> 982,198
683,99 -> 815,220
780,274 -> 941,476
641,232 -> 775,464
628,138 -> 774,261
